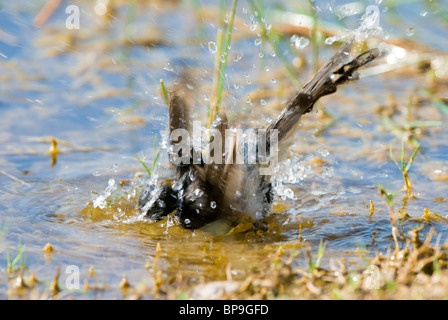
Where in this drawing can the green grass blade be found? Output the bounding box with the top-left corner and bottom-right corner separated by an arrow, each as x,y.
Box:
215,0 -> 238,111
160,79 -> 169,109
400,139 -> 405,170
7,250 -> 11,269
389,143 -> 401,170
378,183 -> 396,205
11,244 -> 26,269
433,98 -> 448,114
315,239 -> 327,269
153,148 -> 161,172
208,28 -> 224,127
134,155 -> 152,177
152,135 -> 161,172
153,136 -> 158,152
405,143 -> 420,172
406,120 -> 443,128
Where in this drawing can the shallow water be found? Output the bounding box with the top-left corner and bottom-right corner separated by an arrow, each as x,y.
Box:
1,0 -> 447,298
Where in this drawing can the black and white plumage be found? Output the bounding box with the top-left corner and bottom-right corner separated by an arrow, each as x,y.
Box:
138,40 -> 379,229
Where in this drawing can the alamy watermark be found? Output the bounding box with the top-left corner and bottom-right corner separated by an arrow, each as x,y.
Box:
65,265 -> 80,290
65,2 -> 109,29
65,5 -> 80,30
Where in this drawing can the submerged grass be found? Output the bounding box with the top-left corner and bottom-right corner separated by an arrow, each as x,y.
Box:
134,155 -> 152,177
390,139 -> 420,193
7,240 -> 26,274
307,239 -> 327,273
134,135 -> 161,178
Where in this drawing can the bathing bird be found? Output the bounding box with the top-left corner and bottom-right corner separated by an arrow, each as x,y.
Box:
138,39 -> 379,229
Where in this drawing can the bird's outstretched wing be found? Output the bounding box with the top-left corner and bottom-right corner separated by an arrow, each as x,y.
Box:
267,39 -> 379,145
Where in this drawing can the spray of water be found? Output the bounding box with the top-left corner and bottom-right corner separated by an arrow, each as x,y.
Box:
325,4 -> 386,46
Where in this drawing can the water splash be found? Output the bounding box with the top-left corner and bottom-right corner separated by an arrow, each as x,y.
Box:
325,4 -> 385,45
92,175 -> 145,216
272,155 -> 313,200
92,178 -> 121,210
290,35 -> 310,50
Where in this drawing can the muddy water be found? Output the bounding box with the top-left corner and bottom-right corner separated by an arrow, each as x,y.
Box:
1,1 -> 447,298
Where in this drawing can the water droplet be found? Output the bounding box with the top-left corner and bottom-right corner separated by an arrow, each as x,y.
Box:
194,188 -> 203,197
250,20 -> 258,31
93,170 -> 102,177
271,79 -> 276,83
220,54 -> 225,63
254,38 -> 262,46
208,41 -> 217,54
258,52 -> 264,58
325,36 -> 337,45
210,201 -> 217,209
420,10 -> 428,17
264,66 -> 270,72
317,148 -> 330,157
271,51 -> 276,57
406,27 -> 415,36
164,63 -> 174,72
243,72 -> 249,78
290,34 -> 309,48
184,219 -> 191,225
294,36 -> 310,50
260,99 -> 267,106
233,54 -> 242,62
290,34 -> 298,43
